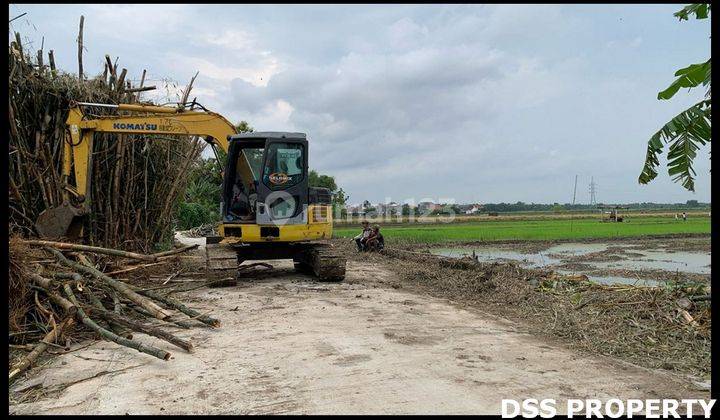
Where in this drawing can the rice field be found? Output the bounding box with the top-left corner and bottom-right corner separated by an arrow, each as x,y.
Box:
333,216 -> 711,243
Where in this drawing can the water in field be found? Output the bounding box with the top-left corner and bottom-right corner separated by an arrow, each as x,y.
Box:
591,250 -> 710,275
554,271 -> 662,287
430,241 -> 710,286
544,243 -> 615,255
431,247 -> 562,268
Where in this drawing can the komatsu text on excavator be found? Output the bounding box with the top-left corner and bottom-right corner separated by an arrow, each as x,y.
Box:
36,102 -> 346,281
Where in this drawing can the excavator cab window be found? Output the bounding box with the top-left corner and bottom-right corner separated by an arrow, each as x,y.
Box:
223,139 -> 265,223
261,143 -> 304,190
223,134 -> 309,225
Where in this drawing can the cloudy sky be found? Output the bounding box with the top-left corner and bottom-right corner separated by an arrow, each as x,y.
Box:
9,4 -> 711,205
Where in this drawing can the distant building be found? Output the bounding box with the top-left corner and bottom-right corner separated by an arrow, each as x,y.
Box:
465,205 -> 483,215
418,201 -> 440,213
345,204 -> 365,216
377,201 -> 401,215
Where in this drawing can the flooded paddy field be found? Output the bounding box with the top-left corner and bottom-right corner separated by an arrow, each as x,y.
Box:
429,236 -> 711,287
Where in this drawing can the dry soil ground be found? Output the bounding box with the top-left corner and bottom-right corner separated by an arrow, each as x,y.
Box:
9,257 -> 709,415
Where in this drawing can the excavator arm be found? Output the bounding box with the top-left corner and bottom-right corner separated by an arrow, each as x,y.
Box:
37,102 -> 248,238
62,102 -> 243,202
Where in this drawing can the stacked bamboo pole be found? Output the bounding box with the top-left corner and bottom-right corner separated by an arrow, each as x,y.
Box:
8,18 -> 203,252
9,239 -> 220,383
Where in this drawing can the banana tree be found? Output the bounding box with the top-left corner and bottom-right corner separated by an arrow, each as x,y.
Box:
638,4 -> 711,192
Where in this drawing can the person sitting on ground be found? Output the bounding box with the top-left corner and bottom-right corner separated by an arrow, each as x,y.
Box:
354,221 -> 372,251
365,225 -> 384,252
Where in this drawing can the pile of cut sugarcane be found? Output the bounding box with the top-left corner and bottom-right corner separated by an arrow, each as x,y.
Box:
9,237 -> 221,383
8,18 -> 204,252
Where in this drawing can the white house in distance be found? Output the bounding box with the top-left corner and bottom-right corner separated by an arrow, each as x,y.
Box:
465,204 -> 483,215
345,204 -> 365,216
376,201 -> 401,214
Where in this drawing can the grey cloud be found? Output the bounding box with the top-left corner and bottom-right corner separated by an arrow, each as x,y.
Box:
16,4 -> 708,203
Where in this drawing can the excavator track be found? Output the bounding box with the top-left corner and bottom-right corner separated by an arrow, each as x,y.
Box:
205,240 -> 346,281
205,242 -> 239,271
294,244 -> 346,282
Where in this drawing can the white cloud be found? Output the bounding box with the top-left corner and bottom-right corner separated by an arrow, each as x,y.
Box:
85,4 -> 192,38
196,29 -> 255,51
165,53 -> 279,87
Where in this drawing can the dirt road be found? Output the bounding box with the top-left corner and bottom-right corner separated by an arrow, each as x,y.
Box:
9,260 -> 708,415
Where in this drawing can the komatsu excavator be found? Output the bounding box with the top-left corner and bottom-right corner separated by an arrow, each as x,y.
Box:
36,102 -> 346,281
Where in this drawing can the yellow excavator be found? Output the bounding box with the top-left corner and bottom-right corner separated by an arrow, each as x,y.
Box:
36,102 -> 346,281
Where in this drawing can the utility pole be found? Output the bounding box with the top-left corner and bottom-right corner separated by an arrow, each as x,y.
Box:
589,177 -> 597,205
570,175 -> 578,232
572,175 -> 578,205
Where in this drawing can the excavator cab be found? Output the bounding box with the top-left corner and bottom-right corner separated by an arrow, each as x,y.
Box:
222,133 -> 310,226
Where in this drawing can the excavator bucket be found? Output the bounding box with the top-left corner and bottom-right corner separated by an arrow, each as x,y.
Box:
35,203 -> 87,240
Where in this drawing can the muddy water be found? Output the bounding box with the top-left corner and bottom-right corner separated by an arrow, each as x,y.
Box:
431,241 -> 710,287
591,250 -> 711,275
431,247 -> 562,268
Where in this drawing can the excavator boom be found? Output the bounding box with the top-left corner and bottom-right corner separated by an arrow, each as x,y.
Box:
38,102 -> 252,237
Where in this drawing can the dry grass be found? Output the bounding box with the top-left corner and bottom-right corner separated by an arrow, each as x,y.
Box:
339,240 -> 711,378
9,236 -> 32,334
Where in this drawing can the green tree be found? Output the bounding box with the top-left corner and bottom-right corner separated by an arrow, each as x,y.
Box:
308,170 -> 348,212
308,170 -> 338,191
235,120 -> 254,133
639,4 -> 711,192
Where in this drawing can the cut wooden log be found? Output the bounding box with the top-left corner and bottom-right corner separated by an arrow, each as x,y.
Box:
105,261 -> 168,276
77,16 -> 84,79
29,273 -> 78,316
125,305 -> 195,329
9,317 -> 74,382
92,307 -> 193,352
179,71 -> 199,106
125,85 -> 156,93
134,288 -> 220,328
83,289 -> 133,340
27,240 -> 156,261
63,283 -> 170,360
46,247 -> 171,320
48,49 -> 56,73
152,244 -> 199,259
